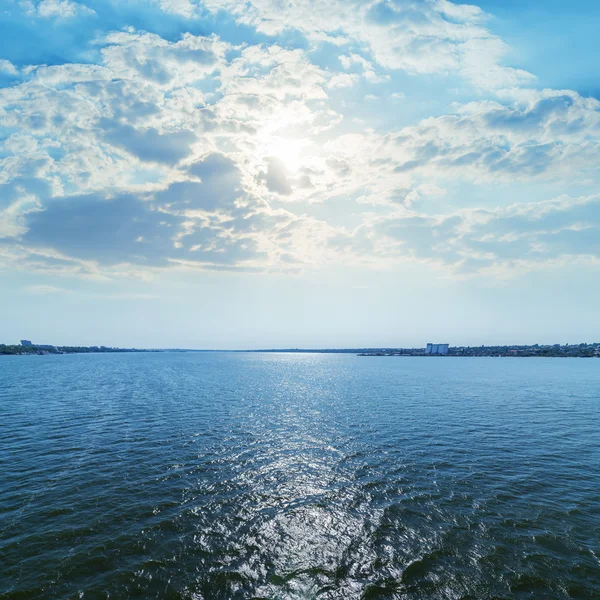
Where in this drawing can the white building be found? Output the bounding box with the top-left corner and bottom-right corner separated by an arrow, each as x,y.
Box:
426,343 -> 449,355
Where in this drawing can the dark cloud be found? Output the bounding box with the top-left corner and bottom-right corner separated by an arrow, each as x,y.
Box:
19,165 -> 268,269
189,152 -> 238,180
23,193 -> 180,265
100,118 -> 197,164
261,158 -> 292,195
367,1 -> 432,26
484,95 -> 574,132
21,190 -> 269,268
156,153 -> 242,211
484,143 -> 557,176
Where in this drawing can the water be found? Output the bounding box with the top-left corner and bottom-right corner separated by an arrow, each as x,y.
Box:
1,353 -> 599,599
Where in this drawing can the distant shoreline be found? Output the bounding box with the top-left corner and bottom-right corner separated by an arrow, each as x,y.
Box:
0,345 -> 158,356
2,343 -> 599,358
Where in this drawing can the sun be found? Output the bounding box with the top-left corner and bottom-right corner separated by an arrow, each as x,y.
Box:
263,136 -> 305,172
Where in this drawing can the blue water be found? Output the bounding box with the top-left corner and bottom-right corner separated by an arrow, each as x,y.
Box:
1,353 -> 599,599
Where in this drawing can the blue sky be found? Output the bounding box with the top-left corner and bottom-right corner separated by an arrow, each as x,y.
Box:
1,0 -> 600,349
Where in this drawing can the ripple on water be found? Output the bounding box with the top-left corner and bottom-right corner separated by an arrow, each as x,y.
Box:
1,353 -> 600,599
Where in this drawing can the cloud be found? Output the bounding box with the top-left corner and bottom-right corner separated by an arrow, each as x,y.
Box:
221,45 -> 329,102
100,119 -> 198,165
261,158 -> 293,195
157,0 -> 196,18
23,194 -> 180,266
318,88 -> 600,209
20,0 -> 96,18
338,52 -> 387,83
0,28 -> 352,275
359,194 -> 600,275
0,193 -> 42,238
0,32 -> 232,198
0,60 -> 18,76
21,284 -> 160,300
393,90 -> 600,180
327,73 -> 359,89
200,0 -> 533,89
1,11 -> 599,283
23,284 -> 66,294
100,31 -> 227,87
19,189 -> 275,270
158,152 -> 243,211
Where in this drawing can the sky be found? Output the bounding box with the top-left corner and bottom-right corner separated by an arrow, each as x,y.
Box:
1,0 -> 600,349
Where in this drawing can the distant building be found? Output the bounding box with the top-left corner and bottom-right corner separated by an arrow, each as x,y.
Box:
426,343 -> 449,355
20,340 -> 33,346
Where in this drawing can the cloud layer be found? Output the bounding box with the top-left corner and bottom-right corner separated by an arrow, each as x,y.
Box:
1,0 -> 600,280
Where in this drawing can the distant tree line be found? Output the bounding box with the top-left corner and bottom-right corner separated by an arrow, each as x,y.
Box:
1,345 -> 40,355
0,345 -> 154,356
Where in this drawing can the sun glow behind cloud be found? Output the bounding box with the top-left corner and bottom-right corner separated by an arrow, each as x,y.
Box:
263,135 -> 312,173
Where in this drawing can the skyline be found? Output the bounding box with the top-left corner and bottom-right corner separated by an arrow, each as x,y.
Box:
6,337 -> 600,352
2,0 -> 600,347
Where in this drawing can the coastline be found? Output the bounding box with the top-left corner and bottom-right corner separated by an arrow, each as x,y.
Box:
2,345 -> 599,358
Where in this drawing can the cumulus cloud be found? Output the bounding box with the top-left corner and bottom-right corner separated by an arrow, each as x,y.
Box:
0,60 -> 18,76
156,0 -> 197,18
327,73 -> 359,89
339,52 -> 388,83
100,119 -> 198,165
392,90 -> 600,180
14,182 -> 341,272
20,0 -> 95,18
1,3 -> 600,282
200,0 -> 533,89
0,30 -> 337,273
99,31 -> 227,87
317,89 -> 600,209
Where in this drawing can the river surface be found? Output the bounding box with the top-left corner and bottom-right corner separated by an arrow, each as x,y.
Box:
1,353 -> 599,599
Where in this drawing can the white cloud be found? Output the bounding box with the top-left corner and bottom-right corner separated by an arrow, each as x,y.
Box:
0,193 -> 42,238
0,32 -> 348,275
99,31 -> 228,87
0,59 -> 18,76
200,0 -> 534,90
23,284 -> 65,294
354,194 -> 600,276
320,88 -> 600,210
339,52 -> 388,83
158,0 -> 196,18
20,0 -> 95,18
327,73 -> 359,89
1,17 -> 599,282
